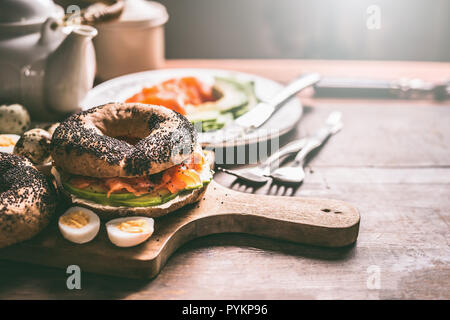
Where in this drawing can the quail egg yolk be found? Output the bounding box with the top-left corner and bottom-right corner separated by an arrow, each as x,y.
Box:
0,136 -> 16,147
59,211 -> 90,228
117,219 -> 151,233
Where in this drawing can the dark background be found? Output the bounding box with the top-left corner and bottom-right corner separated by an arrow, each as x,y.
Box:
158,0 -> 450,61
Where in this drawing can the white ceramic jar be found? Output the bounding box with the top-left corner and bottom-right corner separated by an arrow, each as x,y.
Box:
93,0 -> 169,81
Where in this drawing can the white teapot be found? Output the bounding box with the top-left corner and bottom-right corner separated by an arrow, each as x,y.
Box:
0,0 -> 97,120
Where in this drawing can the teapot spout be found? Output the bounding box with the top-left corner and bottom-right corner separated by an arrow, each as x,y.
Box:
45,25 -> 97,114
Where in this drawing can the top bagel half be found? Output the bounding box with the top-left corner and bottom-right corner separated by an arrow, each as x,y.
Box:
50,103 -> 198,178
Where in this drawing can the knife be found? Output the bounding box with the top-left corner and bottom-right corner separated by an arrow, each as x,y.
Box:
200,72 -> 321,146
314,77 -> 450,100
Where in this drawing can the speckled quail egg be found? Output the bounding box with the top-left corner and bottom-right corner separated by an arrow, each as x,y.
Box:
13,128 -> 52,164
106,217 -> 154,247
0,134 -> 21,153
58,207 -> 100,244
0,104 -> 31,134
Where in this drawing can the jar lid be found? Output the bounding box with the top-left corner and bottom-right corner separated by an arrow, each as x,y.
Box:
0,0 -> 63,26
98,0 -> 169,28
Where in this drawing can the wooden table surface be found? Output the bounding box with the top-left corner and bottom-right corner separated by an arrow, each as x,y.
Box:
0,59 -> 449,300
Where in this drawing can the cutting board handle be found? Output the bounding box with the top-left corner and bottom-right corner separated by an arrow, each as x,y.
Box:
148,181 -> 360,277
206,183 -> 360,247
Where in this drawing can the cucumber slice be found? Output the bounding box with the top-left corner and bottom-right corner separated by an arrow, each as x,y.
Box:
187,109 -> 221,123
231,80 -> 259,118
189,109 -> 233,132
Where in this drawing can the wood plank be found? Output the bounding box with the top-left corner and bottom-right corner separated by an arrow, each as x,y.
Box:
293,104 -> 450,167
227,103 -> 450,167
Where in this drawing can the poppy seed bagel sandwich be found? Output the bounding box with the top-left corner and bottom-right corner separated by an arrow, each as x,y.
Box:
50,103 -> 213,219
0,153 -> 57,248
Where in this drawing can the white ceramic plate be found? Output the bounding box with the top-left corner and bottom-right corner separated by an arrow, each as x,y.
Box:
80,68 -> 302,147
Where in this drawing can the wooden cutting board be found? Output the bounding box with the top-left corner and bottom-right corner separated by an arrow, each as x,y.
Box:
0,179 -> 360,279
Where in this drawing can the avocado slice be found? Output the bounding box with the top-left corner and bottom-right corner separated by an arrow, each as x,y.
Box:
63,182 -> 135,200
112,192 -> 167,207
63,178 -> 212,208
186,77 -> 248,115
63,182 -> 163,206
185,77 -> 259,132
213,77 -> 250,113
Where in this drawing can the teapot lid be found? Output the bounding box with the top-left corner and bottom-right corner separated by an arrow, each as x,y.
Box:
0,0 -> 64,33
97,0 -> 168,29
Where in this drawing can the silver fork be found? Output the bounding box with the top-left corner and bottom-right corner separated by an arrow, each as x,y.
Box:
267,111 -> 343,184
216,138 -> 307,184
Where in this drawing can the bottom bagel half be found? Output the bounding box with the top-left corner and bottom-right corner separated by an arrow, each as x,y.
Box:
51,152 -> 214,219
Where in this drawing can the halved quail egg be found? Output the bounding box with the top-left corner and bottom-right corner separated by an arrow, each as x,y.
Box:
0,134 -> 20,153
58,207 -> 100,244
106,217 -> 154,247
